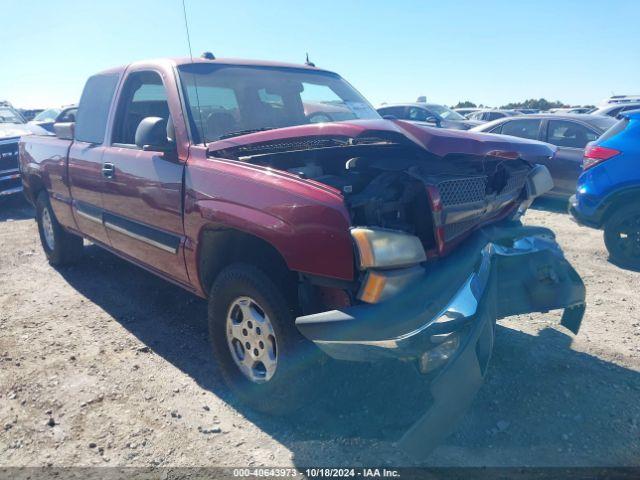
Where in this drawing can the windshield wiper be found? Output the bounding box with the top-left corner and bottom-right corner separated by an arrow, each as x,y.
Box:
217,128 -> 276,140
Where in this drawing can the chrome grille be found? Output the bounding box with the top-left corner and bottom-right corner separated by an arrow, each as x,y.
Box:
500,170 -> 528,197
437,177 -> 487,206
0,140 -> 19,172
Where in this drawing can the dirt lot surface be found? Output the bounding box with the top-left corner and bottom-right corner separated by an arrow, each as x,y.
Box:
1,195 -> 639,468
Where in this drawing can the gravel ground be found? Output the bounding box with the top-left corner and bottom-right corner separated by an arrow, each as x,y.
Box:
1,195 -> 639,468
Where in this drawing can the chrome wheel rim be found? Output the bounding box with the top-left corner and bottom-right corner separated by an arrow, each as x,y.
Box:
42,208 -> 55,251
225,296 -> 278,383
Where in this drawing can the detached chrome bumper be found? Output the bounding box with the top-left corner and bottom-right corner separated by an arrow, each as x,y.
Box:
295,223 -> 586,458
296,224 -> 585,361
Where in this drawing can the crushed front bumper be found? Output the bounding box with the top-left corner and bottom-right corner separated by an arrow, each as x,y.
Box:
295,223 -> 586,458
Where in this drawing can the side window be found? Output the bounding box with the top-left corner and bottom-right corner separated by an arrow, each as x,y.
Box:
75,73 -> 119,144
58,108 -> 77,123
547,120 -> 598,149
500,119 -> 541,140
378,106 -> 406,119
112,71 -> 169,146
608,107 -> 622,117
487,112 -> 506,121
407,107 -> 430,121
488,124 -> 503,134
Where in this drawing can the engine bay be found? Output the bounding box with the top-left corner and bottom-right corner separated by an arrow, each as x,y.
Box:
213,137 -> 533,252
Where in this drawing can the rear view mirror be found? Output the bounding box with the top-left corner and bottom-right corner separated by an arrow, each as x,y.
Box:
135,116 -> 175,152
53,122 -> 75,140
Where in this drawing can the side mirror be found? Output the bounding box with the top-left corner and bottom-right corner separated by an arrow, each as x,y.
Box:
135,117 -> 174,152
53,122 -> 75,140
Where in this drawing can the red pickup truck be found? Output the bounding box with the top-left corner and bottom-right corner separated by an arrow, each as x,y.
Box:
19,56 -> 586,456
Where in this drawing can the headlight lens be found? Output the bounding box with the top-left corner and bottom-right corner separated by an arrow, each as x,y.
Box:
351,227 -> 426,270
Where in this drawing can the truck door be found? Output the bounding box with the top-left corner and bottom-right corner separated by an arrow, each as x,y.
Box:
100,68 -> 189,285
68,73 -> 120,246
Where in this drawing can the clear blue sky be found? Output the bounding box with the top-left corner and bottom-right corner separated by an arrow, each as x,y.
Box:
2,0 -> 639,109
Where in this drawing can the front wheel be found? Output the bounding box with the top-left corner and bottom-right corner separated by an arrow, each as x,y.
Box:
604,204 -> 640,269
36,192 -> 83,266
208,263 -> 321,415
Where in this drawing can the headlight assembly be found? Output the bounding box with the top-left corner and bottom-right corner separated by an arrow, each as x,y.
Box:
351,227 -> 426,270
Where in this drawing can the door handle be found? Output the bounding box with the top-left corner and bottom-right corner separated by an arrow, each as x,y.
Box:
102,162 -> 115,179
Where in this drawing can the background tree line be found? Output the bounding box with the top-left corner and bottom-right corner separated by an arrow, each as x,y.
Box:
453,99 -> 595,110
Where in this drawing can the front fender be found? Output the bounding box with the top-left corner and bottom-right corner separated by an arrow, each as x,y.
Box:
182,154 -> 357,295
191,197 -> 355,280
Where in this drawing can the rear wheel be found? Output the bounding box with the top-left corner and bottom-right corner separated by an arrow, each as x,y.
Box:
36,191 -> 83,266
604,204 -> 640,269
208,263 -> 321,415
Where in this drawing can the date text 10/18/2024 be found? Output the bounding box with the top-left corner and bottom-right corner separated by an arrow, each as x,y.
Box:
232,468 -> 401,478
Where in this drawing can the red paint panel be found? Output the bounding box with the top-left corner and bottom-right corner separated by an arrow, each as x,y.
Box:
183,147 -> 355,294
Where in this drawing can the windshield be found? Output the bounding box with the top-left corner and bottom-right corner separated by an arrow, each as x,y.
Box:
0,107 -> 25,124
425,104 -> 465,121
178,64 -> 380,143
33,108 -> 61,122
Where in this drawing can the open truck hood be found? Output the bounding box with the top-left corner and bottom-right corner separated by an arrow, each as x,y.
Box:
207,118 -> 556,161
208,119 -> 557,258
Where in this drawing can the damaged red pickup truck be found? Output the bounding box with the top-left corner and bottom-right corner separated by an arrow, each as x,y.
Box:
19,57 -> 586,457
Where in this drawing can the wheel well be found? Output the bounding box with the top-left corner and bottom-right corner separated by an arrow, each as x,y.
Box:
25,174 -> 46,205
197,228 -> 297,302
600,188 -> 640,224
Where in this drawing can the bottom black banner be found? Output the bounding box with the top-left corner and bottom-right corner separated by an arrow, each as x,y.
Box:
0,467 -> 639,480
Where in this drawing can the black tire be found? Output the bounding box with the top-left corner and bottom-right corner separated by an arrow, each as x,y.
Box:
604,203 -> 640,269
35,191 -> 83,266
208,263 -> 321,415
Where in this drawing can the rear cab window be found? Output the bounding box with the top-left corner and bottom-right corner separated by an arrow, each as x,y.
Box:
74,73 -> 120,144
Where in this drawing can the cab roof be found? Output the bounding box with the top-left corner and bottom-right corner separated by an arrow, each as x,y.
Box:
96,57 -> 334,76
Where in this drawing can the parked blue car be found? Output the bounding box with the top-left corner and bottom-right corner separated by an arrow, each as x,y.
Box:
570,110 -> 640,268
